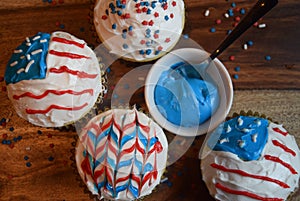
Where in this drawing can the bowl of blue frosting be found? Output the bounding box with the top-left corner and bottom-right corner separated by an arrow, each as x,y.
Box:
145,48 -> 233,136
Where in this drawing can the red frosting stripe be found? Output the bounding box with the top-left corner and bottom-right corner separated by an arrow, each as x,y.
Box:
13,89 -> 93,100
215,183 -> 284,201
49,66 -> 98,79
211,163 -> 290,188
52,37 -> 85,48
264,155 -> 298,174
26,103 -> 88,114
49,50 -> 90,59
272,140 -> 297,157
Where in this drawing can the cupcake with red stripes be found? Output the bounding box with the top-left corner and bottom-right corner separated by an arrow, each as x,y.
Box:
200,113 -> 300,201
5,31 -> 104,127
75,107 -> 168,200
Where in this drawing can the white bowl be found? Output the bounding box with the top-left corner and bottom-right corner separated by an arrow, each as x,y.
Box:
145,48 -> 233,136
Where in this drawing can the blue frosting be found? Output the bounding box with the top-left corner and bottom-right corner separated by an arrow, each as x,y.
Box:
154,62 -> 219,127
207,116 -> 269,161
5,32 -> 50,84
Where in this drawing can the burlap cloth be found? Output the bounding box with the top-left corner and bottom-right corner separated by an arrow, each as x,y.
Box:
228,90 -> 300,145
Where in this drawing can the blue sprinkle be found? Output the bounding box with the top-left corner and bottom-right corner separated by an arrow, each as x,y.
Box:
121,4 -> 126,9
6,140 -> 11,145
59,24 -> 65,29
164,15 -> 169,21
9,127 -> 14,132
146,41 -> 151,47
247,40 -> 254,46
17,136 -> 22,141
13,137 -> 18,142
265,55 -> 271,61
109,2 -> 114,8
128,26 -> 133,31
122,33 -> 127,39
117,10 -> 122,16
159,0 -> 163,3
240,8 -> 246,15
48,156 -> 54,161
145,1 -> 149,6
155,30 -> 160,34
146,28 -> 151,34
233,74 -> 239,79
234,66 -> 241,72
48,0 -> 52,2
123,43 -> 129,49
113,94 -> 119,99
140,1 -> 145,6
105,9 -> 109,15
37,130 -> 42,135
80,27 -> 85,32
231,2 -> 236,8
151,3 -> 156,8
139,50 -> 145,55
24,156 -> 29,161
123,84 -> 130,89
26,162 -> 32,167
210,27 -> 216,33
167,181 -> 173,187
112,23 -> 117,29
146,49 -> 152,55
227,30 -> 232,35
183,34 -> 189,39
146,34 -> 151,38
106,67 -> 111,73
147,9 -> 152,14
0,118 -> 6,123
155,50 -> 161,55
2,140 -> 7,144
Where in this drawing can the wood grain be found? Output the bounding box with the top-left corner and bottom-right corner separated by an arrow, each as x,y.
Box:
0,0 -> 299,201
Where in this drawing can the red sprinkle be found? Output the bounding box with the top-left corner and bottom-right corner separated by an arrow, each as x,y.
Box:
2,86 -> 7,92
149,20 -> 154,26
172,1 -> 177,6
58,0 -> 64,3
49,143 -> 55,148
9,143 -> 14,149
140,40 -> 146,44
142,20 -> 148,25
0,76 -> 4,82
2,134 -> 8,139
170,13 -> 174,18
136,9 -> 142,13
163,3 -> 168,10
154,12 -> 159,17
158,46 -> 163,51
135,3 -> 140,8
122,0 -> 126,4
102,15 -> 108,20
253,22 -> 259,27
216,19 -> 222,24
142,7 -> 148,12
154,34 -> 159,39
229,55 -> 235,61
47,134 -> 53,138
233,22 -> 239,27
165,38 -> 171,43
235,16 -> 241,22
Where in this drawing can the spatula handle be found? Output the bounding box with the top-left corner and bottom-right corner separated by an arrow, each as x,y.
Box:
210,0 -> 278,60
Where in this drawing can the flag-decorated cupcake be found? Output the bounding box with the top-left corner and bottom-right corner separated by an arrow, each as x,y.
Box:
200,112 -> 300,201
75,107 -> 168,200
5,31 -> 104,127
93,0 -> 185,62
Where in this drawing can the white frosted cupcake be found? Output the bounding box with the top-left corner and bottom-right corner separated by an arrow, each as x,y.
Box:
200,114 -> 300,201
75,107 -> 168,200
5,31 -> 103,127
93,0 -> 185,62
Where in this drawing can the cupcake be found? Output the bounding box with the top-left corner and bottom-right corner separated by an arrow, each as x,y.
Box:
75,107 -> 168,200
5,31 -> 103,127
200,114 -> 300,201
93,0 -> 185,62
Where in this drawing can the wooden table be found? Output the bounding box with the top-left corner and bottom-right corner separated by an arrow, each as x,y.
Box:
0,0 -> 299,200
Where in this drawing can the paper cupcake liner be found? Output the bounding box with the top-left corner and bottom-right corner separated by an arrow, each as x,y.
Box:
70,105 -> 168,201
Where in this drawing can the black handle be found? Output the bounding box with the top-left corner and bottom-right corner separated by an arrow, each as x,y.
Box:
210,0 -> 278,60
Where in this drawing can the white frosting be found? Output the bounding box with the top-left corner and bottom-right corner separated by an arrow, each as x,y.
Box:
94,0 -> 185,61
76,107 -> 168,200
201,122 -> 300,201
7,31 -> 102,127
